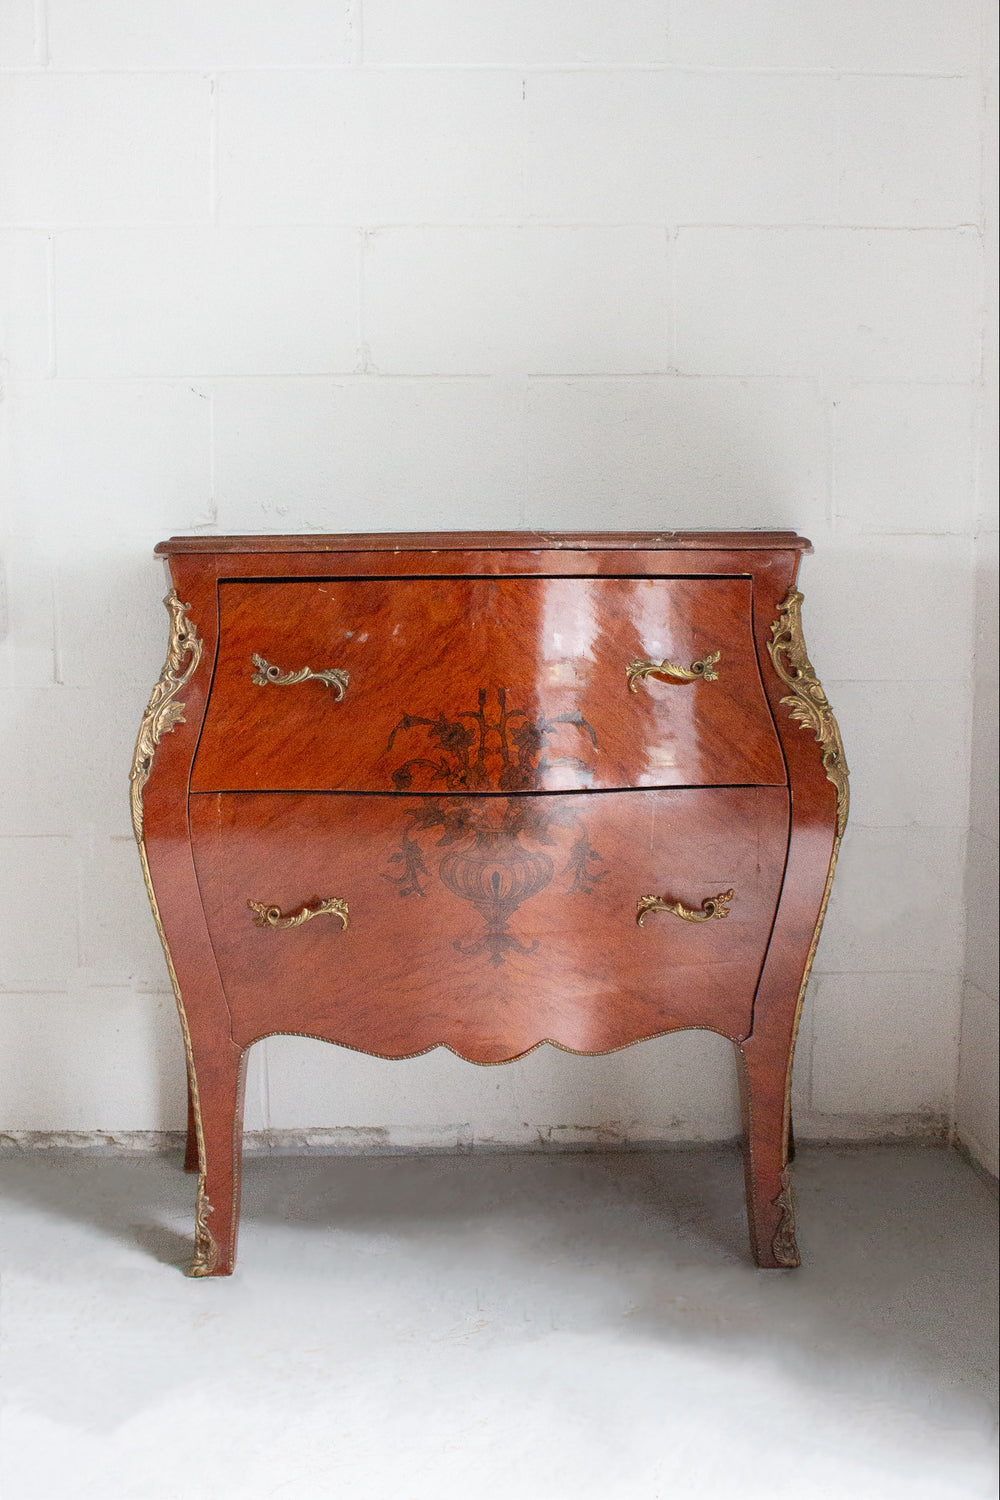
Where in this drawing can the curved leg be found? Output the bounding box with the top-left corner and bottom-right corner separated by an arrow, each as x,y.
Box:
186,1037 -> 247,1278
735,1036 -> 799,1269
183,1069 -> 199,1173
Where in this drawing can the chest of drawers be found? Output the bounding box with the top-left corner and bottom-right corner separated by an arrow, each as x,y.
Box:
131,532 -> 848,1277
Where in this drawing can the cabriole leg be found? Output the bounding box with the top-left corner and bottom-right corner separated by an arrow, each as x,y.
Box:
185,1040 -> 247,1278
735,1037 -> 799,1269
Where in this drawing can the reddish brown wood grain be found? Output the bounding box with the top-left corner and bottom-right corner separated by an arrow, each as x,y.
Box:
189,787 -> 789,1061
156,530 -> 813,555
136,531 -> 842,1277
192,577 -> 784,794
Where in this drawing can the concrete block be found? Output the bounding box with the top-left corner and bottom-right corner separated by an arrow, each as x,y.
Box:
964,832 -> 999,999
0,540 -> 56,688
2,381 -> 212,539
0,75 -> 212,227
833,383 -> 976,534
46,0 -> 351,67
74,685 -> 159,840
211,375 -> 526,532
968,529 -> 999,837
527,72 -> 836,224
810,972 -> 961,1116
837,78 -> 980,227
829,679 -> 971,831
0,232 -> 50,376
0,685 -> 141,840
0,1 -> 37,65
56,544 -> 189,692
0,837 -> 78,990
263,1029 -> 741,1142
675,227 -> 980,381
955,980 -> 1000,1177
523,375 -> 828,533
800,533 -> 975,682
54,228 -> 360,377
0,688 -> 81,837
670,0 -> 981,73
364,227 -> 668,374
978,383 -> 999,527
56,546 -> 191,702
813,827 -> 966,977
77,837 -> 165,991
0,990 -> 185,1131
219,70 -> 524,225
363,0 -> 669,66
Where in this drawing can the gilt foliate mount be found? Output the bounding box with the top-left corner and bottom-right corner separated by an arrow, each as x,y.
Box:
767,591 -> 849,835
128,588 -> 217,1279
129,590 -> 203,839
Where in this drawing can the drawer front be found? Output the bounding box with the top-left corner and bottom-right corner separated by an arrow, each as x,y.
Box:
191,577 -> 785,793
190,787 -> 789,1061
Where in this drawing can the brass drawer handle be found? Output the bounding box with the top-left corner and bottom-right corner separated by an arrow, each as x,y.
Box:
247,897 -> 349,931
636,888 -> 733,926
251,654 -> 350,700
627,651 -> 720,691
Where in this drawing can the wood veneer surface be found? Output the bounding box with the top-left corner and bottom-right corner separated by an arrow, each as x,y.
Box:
192,576 -> 785,793
190,787 -> 789,1062
135,533 -> 844,1274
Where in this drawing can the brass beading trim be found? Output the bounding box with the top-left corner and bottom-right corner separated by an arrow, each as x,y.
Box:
130,591 -> 218,1278
766,589 -> 851,1194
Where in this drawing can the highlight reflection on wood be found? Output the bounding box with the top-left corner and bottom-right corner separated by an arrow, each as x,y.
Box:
191,787 -> 788,1062
192,576 -> 784,793
136,531 -> 846,1276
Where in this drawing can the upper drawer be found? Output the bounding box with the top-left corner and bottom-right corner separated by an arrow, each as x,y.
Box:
191,576 -> 785,793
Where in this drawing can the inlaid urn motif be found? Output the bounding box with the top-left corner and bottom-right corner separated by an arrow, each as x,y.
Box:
384,797 -> 606,966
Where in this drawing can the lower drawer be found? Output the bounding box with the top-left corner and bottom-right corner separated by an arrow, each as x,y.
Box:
190,788 -> 789,1063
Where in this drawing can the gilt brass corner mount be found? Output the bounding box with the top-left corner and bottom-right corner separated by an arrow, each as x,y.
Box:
129,590 -> 202,841
767,591 -> 849,836
187,1184 -> 220,1278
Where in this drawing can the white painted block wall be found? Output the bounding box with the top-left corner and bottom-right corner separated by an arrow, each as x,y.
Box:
0,1 -> 995,1159
955,0 -> 999,1174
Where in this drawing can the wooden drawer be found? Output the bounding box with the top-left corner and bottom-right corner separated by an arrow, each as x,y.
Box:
190,786 -> 789,1062
191,576 -> 785,793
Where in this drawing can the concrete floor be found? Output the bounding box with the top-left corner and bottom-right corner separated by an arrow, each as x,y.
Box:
0,1145 -> 996,1500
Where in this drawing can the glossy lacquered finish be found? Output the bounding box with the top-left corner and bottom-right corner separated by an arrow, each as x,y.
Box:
190,787 -> 789,1061
193,576 -> 784,793
134,532 -> 845,1278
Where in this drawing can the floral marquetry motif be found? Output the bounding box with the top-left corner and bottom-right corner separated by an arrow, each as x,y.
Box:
385,686 -> 599,793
